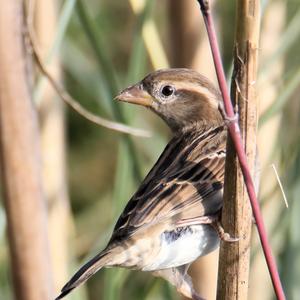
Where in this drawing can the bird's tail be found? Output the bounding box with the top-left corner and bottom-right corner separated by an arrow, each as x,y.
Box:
55,249 -> 114,299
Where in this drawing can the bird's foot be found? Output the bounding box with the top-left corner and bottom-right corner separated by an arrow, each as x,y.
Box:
153,266 -> 207,300
212,220 -> 239,242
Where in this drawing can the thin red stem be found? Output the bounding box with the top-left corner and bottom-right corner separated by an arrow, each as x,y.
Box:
197,1 -> 285,299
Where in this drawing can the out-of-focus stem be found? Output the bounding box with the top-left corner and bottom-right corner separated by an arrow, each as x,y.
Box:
0,1 -> 53,299
129,0 -> 169,69
251,2 -> 287,299
33,0 -> 71,292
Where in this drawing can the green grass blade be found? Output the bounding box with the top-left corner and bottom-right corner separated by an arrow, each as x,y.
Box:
76,0 -> 119,99
126,0 -> 155,84
75,0 -> 143,182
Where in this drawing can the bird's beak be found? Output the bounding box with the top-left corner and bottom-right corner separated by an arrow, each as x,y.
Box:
115,84 -> 153,107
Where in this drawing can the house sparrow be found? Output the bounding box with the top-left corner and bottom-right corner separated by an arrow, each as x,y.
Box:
56,68 -> 232,300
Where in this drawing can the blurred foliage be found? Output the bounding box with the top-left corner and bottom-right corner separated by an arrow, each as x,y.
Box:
1,0 -> 300,299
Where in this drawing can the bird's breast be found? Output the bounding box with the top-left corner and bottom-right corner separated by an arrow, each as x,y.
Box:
142,224 -> 219,271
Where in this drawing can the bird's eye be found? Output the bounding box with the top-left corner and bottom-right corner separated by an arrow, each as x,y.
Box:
161,85 -> 175,97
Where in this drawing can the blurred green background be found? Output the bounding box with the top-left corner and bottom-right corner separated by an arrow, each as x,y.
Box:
1,0 -> 300,299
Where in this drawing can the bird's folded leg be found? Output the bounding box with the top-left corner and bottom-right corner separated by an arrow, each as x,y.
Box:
179,214 -> 239,242
175,214 -> 219,226
152,265 -> 205,300
211,220 -> 239,242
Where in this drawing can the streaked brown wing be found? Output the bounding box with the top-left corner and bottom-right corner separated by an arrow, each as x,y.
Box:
110,125 -> 226,241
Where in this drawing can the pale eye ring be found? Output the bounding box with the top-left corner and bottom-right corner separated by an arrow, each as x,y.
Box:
160,85 -> 175,97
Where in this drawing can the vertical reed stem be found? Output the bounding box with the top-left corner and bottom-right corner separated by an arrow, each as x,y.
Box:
197,1 -> 285,299
217,1 -> 260,299
0,1 -> 53,299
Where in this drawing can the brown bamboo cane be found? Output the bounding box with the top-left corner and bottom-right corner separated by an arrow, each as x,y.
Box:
197,0 -> 284,299
217,0 -> 260,298
0,1 -> 54,299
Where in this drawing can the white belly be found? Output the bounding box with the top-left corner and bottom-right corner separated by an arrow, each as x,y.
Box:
143,225 -> 219,271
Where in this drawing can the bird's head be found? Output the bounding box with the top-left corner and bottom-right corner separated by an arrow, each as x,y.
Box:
116,68 -> 224,133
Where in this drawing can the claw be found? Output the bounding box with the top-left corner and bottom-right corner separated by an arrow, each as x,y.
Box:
220,231 -> 239,243
211,221 -> 239,243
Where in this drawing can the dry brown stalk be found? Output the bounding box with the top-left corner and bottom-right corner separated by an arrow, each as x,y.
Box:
0,1 -> 54,299
217,1 -> 260,299
197,0 -> 285,297
33,0 -> 72,291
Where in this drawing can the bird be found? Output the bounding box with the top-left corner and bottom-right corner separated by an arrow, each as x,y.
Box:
55,68 -> 234,300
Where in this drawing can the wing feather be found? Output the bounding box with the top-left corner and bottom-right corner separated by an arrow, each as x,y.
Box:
111,125 -> 226,241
